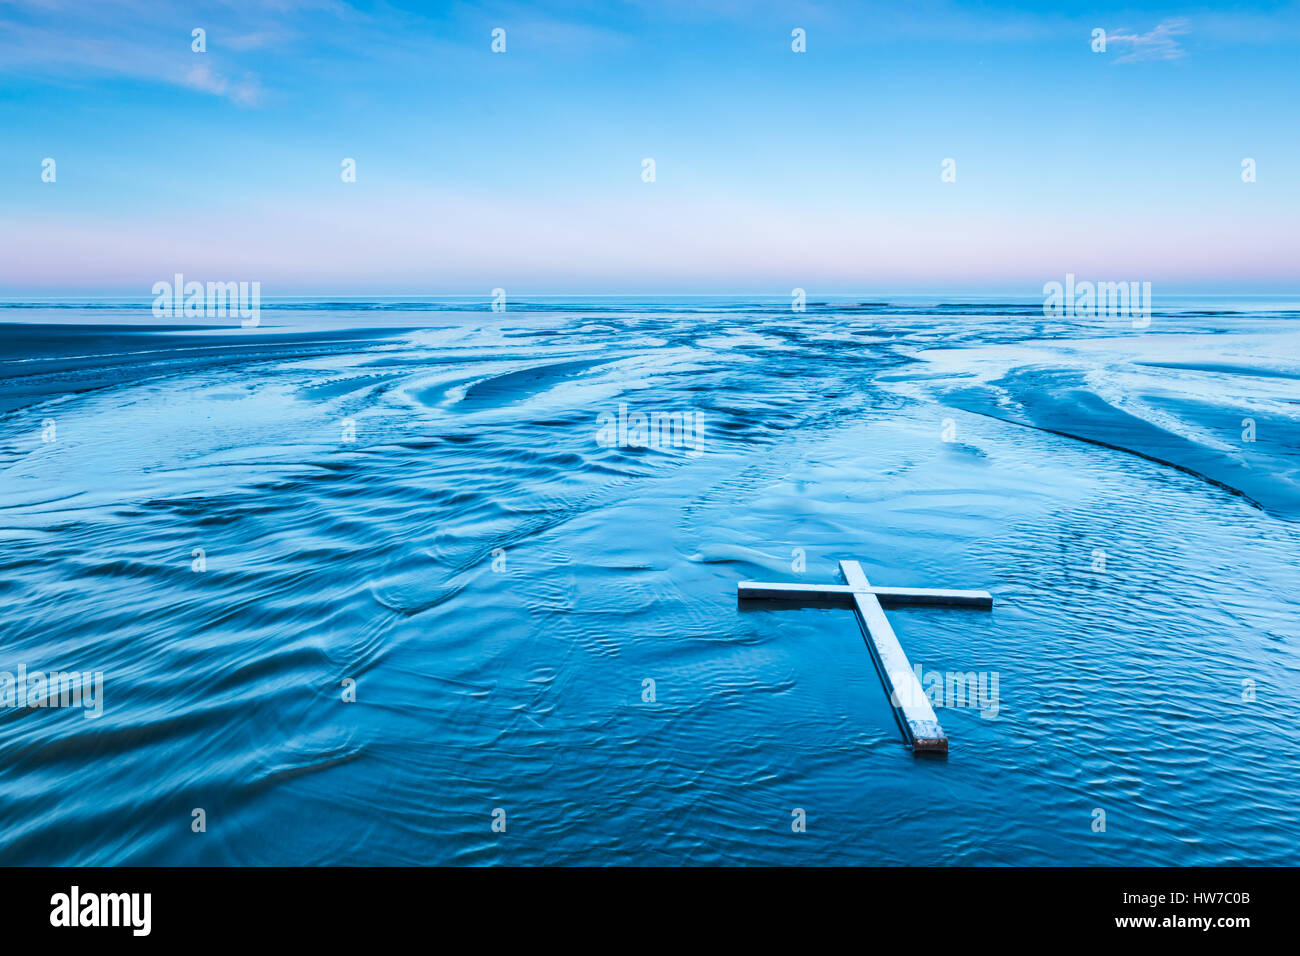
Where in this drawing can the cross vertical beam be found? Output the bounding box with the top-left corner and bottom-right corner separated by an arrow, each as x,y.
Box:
838,560 -> 947,753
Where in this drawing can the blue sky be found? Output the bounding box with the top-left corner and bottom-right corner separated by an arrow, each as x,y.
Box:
1,0 -> 1298,295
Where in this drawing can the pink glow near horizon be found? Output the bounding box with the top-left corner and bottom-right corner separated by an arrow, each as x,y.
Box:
5,191 -> 1298,293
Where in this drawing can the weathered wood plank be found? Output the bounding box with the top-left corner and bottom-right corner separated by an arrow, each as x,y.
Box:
736,581 -> 856,604
839,560 -> 948,754
872,586 -> 993,609
736,580 -> 992,608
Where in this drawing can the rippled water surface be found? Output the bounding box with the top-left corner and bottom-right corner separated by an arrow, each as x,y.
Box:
1,297 -> 1297,865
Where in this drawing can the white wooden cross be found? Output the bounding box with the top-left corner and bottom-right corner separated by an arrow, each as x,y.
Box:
737,559 -> 993,754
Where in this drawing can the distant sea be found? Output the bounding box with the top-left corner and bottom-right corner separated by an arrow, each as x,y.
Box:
0,295 -> 1297,865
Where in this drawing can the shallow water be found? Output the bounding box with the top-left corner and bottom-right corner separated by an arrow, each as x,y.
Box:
0,297 -> 1297,865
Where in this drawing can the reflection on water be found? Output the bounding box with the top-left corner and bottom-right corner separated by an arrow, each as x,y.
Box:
0,298 -> 1297,864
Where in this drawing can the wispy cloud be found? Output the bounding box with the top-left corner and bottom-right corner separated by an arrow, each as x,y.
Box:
0,0 -> 317,105
181,62 -> 262,106
1108,17 -> 1191,64
0,0 -> 569,104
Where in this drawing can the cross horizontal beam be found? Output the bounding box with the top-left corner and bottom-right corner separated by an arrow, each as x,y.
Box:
737,580 -> 993,609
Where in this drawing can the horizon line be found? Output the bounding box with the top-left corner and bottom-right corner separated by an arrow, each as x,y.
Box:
2,291 -> 1299,300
